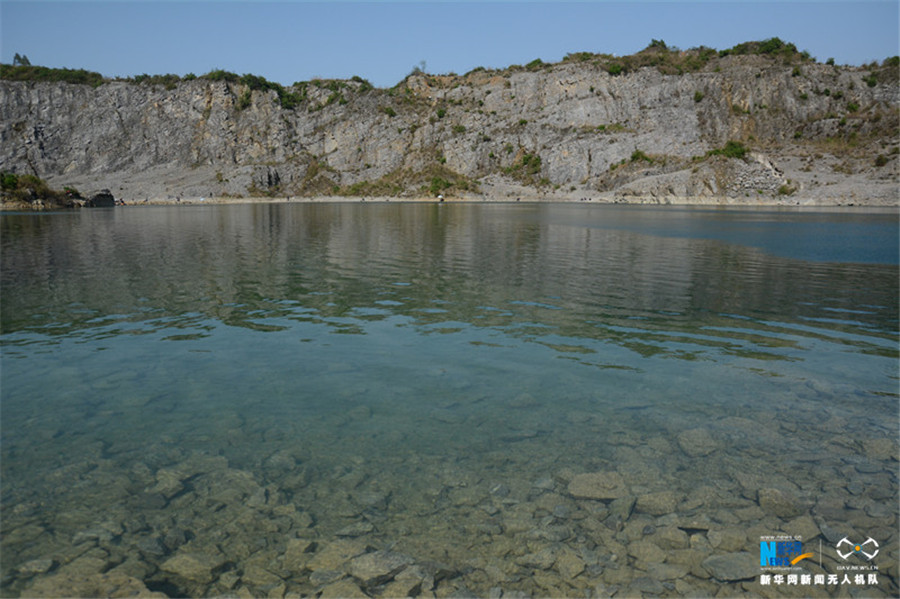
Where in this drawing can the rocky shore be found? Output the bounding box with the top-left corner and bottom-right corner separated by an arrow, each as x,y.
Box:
3,395 -> 897,598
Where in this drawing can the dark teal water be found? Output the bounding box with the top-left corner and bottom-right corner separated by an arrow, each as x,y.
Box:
1,203 -> 898,598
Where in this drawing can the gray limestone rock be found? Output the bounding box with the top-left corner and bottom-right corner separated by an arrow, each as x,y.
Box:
2,57 -> 896,206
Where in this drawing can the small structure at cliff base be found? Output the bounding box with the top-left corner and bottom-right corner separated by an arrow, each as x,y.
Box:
87,189 -> 115,207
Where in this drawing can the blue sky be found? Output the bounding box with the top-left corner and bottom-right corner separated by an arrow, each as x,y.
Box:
2,1 -> 897,88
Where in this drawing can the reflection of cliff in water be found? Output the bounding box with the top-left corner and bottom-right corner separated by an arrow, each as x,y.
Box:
2,204 -> 897,364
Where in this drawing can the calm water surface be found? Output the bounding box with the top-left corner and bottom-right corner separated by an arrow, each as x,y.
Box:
1,203 -> 897,598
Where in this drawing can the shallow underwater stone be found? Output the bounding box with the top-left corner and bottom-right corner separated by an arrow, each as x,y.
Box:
628,575 -> 666,594
348,550 -> 414,586
149,468 -> 185,499
567,471 -> 628,500
309,569 -> 344,586
784,514 -> 820,540
554,549 -> 585,580
283,538 -> 315,570
627,540 -> 666,564
335,520 -> 375,537
655,526 -> 690,550
25,570 -> 167,599
17,559 -> 55,576
706,528 -> 746,552
862,438 -> 898,461
676,428 -> 719,457
161,550 -> 226,584
318,578 -> 368,598
307,539 -> 368,571
642,561 -> 689,581
135,536 -> 168,557
241,553 -> 285,587
635,490 -> 680,516
515,547 -> 558,570
701,552 -> 757,581
757,487 -> 803,518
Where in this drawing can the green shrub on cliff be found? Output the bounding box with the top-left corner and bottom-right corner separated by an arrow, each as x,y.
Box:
0,64 -> 106,87
705,141 -> 749,159
0,172 -> 72,206
719,38 -> 812,63
1,172 -> 19,191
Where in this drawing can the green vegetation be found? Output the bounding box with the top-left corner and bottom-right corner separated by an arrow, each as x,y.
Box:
504,152 -> 543,183
563,52 -> 594,63
777,183 -> 797,196
379,106 -> 397,117
452,125 -> 466,134
236,88 -> 252,110
694,91 -> 704,103
1,172 -> 79,207
0,64 -> 106,87
132,73 -> 182,90
875,154 -> 889,167
337,164 -> 476,198
704,141 -> 749,159
596,123 -> 629,134
205,70 -> 304,109
847,102 -> 859,113
630,149 -> 653,163
719,37 -> 812,62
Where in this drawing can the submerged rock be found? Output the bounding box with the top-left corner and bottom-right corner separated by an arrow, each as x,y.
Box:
307,539 -> 368,571
335,520 -> 374,537
161,550 -> 226,584
318,578 -> 368,598
25,570 -> 166,598
567,471 -> 629,500
635,491 -> 680,515
676,428 -> 719,457
554,550 -> 585,580
17,559 -> 56,576
757,487 -> 803,518
348,550 -> 414,586
701,552 -> 757,581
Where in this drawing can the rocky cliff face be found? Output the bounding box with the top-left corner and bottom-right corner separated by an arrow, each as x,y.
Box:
1,54 -> 897,204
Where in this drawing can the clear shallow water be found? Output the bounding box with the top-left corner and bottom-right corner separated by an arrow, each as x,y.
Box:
1,203 -> 897,598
